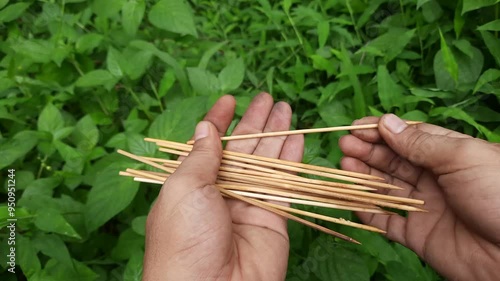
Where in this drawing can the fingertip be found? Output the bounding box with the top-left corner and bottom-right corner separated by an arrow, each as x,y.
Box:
194,121 -> 212,141
380,114 -> 408,135
220,94 -> 236,104
340,156 -> 364,173
275,101 -> 292,115
352,116 -> 380,125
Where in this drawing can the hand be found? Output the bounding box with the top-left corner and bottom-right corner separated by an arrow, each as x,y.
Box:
143,93 -> 304,280
339,114 -> 500,281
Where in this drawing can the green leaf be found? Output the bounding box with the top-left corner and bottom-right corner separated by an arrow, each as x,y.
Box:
474,69 -> 500,93
454,0 -> 465,38
0,131 -> 39,169
453,39 -> 474,58
124,249 -> 144,281
111,228 -> 143,260
43,258 -> 98,281
122,0 -> 145,35
32,234 -> 73,268
218,58 -> 245,93
38,103 -> 64,134
481,31 -> 500,67
34,208 -> 81,239
478,19 -> 500,31
357,28 -> 416,63
107,47 -> 124,77
76,33 -> 103,54
148,96 -> 207,142
317,21 -> 329,48
0,0 -> 9,10
430,107 -> 496,140
73,115 -> 99,151
85,164 -> 140,233
149,0 -> 198,37
462,0 -> 500,14
91,0 -> 125,18
76,70 -> 117,88
438,29 -> 459,83
410,88 -> 454,99
126,133 -> 156,157
130,40 -> 190,94
377,65 -> 404,111
422,1 -> 443,22
18,235 -> 41,278
131,216 -> 147,236
198,41 -> 229,70
336,46 -> 366,118
0,2 -> 30,23
417,0 -> 432,9
54,141 -> 85,174
434,44 -> 484,90
15,39 -> 54,64
310,237 -> 371,281
187,67 -> 220,96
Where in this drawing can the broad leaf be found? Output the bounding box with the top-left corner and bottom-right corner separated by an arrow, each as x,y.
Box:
38,103 -> 64,134
34,208 -> 81,239
377,65 -> 404,111
218,58 -> 245,93
187,67 -> 220,96
462,0 -> 500,14
85,164 -> 140,233
149,0 -> 198,37
0,2 -> 30,23
148,96 -> 207,142
76,70 -> 117,88
478,19 -> 500,31
122,0 -> 145,35
0,131 -> 39,169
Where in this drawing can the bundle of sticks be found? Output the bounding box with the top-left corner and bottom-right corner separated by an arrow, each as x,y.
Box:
118,122 -> 425,244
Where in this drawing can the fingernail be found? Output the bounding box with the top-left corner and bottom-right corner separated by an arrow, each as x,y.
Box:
383,114 -> 407,134
194,121 -> 210,141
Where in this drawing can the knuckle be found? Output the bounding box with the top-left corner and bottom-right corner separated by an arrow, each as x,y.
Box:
404,131 -> 434,164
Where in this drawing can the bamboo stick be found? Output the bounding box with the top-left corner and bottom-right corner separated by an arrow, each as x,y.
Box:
153,142 -> 402,190
220,189 -> 361,244
229,191 -> 387,214
218,170 -> 424,205
258,200 -> 386,233
144,155 -> 376,191
220,183 -> 425,212
147,138 -> 384,181
185,122 -> 422,144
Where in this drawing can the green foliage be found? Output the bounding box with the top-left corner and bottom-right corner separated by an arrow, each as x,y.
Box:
0,0 -> 499,280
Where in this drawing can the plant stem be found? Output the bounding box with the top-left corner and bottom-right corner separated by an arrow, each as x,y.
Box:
148,76 -> 165,111
127,87 -> 153,121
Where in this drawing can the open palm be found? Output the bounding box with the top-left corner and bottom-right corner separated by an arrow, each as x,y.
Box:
339,116 -> 500,281
143,93 -> 303,280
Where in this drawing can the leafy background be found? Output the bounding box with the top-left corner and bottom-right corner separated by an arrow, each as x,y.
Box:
1,0 -> 499,280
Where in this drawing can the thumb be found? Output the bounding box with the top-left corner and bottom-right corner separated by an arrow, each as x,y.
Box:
162,121 -> 223,202
378,114 -> 460,174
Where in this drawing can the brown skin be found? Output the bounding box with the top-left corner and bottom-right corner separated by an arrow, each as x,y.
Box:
339,114 -> 500,281
143,93 -> 304,281
143,94 -> 500,281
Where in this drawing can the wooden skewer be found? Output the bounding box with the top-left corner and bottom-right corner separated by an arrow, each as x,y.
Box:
147,138 -> 384,181
185,121 -> 422,144
144,156 -> 376,191
153,142 -> 402,190
220,183 -> 426,213
220,189 -> 361,244
117,150 -> 176,174
120,173 -> 387,214
218,170 -> 424,205
258,200 -> 386,234
229,191 -> 387,214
